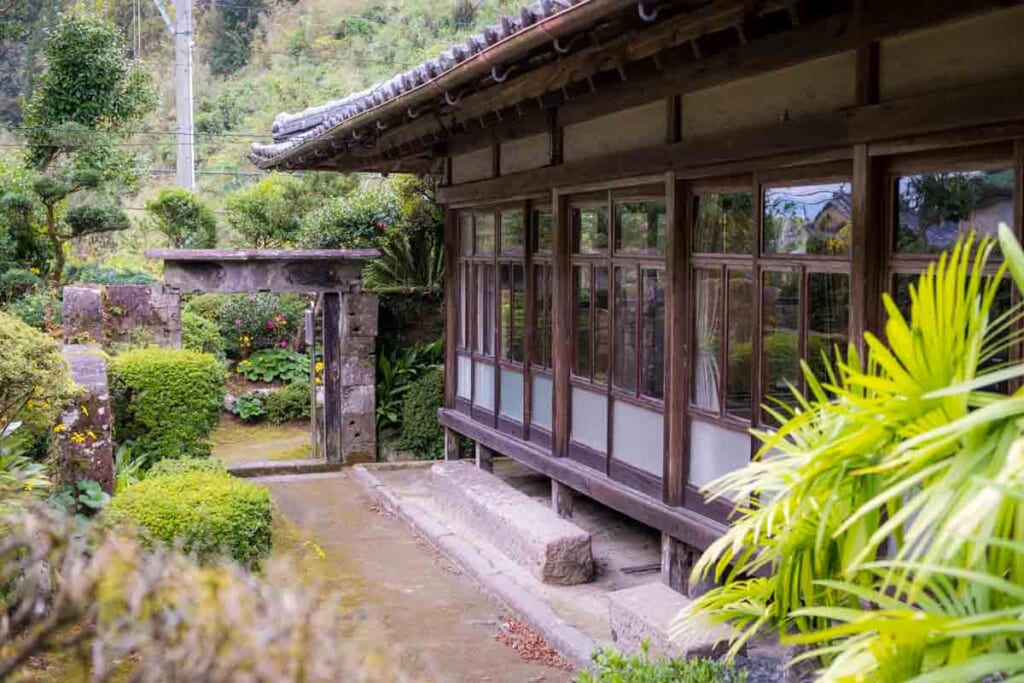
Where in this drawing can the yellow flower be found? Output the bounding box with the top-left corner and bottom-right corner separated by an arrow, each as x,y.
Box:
81,404 -> 89,417
29,267 -> 40,275
85,430 -> 97,440
53,424 -> 66,433
70,432 -> 86,444
24,482 -> 34,492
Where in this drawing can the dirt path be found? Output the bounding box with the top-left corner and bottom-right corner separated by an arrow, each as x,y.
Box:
262,471 -> 575,683
211,417 -> 311,464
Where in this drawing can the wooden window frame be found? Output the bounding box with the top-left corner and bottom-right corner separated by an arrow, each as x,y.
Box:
528,203 -> 554,448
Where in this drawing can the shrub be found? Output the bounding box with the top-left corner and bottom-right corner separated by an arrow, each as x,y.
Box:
106,471 -> 272,567
398,366 -> 443,458
264,381 -> 310,424
182,310 -> 224,358
578,645 -> 747,683
183,292 -> 222,322
218,292 -> 308,357
296,189 -> 398,249
236,348 -> 309,384
147,457 -> 227,479
0,310 -> 74,440
377,338 -> 443,430
145,187 -> 218,249
63,261 -> 155,285
5,290 -> 61,329
0,268 -> 43,301
231,392 -> 265,422
108,347 -> 225,463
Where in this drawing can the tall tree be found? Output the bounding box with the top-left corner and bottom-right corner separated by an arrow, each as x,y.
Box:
13,12 -> 155,285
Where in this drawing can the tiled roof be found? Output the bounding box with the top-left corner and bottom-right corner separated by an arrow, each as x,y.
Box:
250,0 -> 586,165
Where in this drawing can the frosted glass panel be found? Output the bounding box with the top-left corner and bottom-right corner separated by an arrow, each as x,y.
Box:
688,420 -> 750,489
571,387 -> 607,453
531,375 -> 553,429
457,355 -> 471,400
474,362 -> 494,410
612,402 -> 663,476
500,368 -> 524,421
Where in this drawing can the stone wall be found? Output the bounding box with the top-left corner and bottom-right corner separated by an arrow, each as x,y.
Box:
53,345 -> 114,494
62,284 -> 181,348
340,290 -> 377,464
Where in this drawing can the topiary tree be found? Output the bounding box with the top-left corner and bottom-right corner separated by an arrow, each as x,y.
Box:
181,311 -> 225,358
296,188 -> 399,250
145,188 -> 218,249
398,366 -> 444,459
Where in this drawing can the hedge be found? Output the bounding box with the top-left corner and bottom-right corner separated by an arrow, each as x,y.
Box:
147,457 -> 227,478
106,471 -> 272,567
399,366 -> 443,458
264,381 -> 310,424
108,347 -> 225,463
181,311 -> 224,358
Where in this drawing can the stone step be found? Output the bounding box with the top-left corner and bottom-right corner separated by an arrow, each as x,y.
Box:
430,461 -> 593,585
607,582 -> 739,660
226,459 -> 344,478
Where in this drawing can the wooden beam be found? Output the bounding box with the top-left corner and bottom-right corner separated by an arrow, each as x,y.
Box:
443,207 -> 458,409
663,172 -> 689,507
856,41 -> 880,107
439,77 -> 1024,204
322,292 -> 342,464
551,192 -> 571,457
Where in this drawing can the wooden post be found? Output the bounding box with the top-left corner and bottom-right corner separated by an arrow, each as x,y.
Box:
305,307 -> 318,458
444,426 -> 461,461
661,533 -> 689,594
443,207 -> 458,409
322,292 -> 342,463
551,192 -> 571,457
475,442 -> 494,472
663,172 -> 689,506
551,479 -> 574,518
851,144 -> 884,349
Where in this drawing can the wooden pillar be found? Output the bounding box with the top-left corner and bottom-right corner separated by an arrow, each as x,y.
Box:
551,192 -> 571,457
475,442 -> 493,472
663,172 -> 689,506
305,308 -> 319,458
322,292 -> 342,463
661,533 -> 688,593
851,145 -> 884,349
444,426 -> 461,461
443,206 -> 458,410
552,479 -> 573,519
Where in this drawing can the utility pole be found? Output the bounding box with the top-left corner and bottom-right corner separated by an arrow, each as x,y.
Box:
173,0 -> 195,191
153,0 -> 195,191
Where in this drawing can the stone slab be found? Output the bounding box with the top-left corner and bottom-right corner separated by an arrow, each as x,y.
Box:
62,286 -> 104,343
54,345 -> 114,494
226,459 -> 344,478
608,582 -> 737,660
431,461 -> 593,585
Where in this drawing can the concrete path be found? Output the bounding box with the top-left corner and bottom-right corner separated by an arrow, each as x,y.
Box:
260,471 -> 575,683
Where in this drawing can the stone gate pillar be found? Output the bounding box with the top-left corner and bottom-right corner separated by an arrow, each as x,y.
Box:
339,290 -> 377,464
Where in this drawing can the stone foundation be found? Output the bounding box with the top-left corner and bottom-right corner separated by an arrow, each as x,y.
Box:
53,345 -> 114,494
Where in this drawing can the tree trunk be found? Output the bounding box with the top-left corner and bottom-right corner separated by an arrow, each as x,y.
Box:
44,202 -> 64,287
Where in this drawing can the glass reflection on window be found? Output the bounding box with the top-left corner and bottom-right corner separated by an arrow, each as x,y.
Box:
594,267 -> 610,384
475,264 -> 494,356
533,266 -> 552,369
615,201 -> 666,255
692,269 -> 722,412
764,183 -> 852,256
640,268 -> 665,400
573,266 -> 591,377
474,213 -> 495,254
694,192 -> 753,254
761,271 -> 800,421
459,214 -> 473,256
501,210 -> 524,253
894,169 -> 1014,254
573,204 -> 609,254
500,264 -> 525,362
726,270 -> 753,419
533,209 -> 553,253
806,273 -> 849,382
613,267 -> 638,392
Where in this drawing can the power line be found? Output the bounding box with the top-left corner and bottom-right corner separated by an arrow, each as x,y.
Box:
4,126 -> 269,139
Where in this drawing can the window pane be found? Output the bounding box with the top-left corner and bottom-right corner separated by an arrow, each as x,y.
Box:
573,266 -> 591,377
501,210 -> 524,253
475,264 -> 494,356
694,192 -> 753,254
641,268 -> 665,400
613,266 -> 638,392
692,269 -> 722,412
500,265 -> 526,362
459,214 -> 473,256
762,271 -> 800,421
764,182 -> 852,256
726,270 -> 753,419
594,267 -> 610,384
532,265 -> 552,368
474,213 -> 495,254
573,204 -> 609,254
457,264 -> 467,348
806,273 -> 849,383
894,169 -> 1014,254
615,201 -> 666,255
533,209 -> 553,253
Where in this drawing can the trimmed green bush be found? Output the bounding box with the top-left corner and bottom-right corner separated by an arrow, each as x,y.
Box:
398,366 -> 443,458
264,381 -> 310,424
182,311 -> 224,358
6,290 -> 61,329
183,293 -> 222,323
577,645 -> 747,683
108,347 -> 226,463
106,471 -> 272,567
147,457 -> 227,479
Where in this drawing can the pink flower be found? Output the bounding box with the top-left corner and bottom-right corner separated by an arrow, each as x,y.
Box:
248,295 -> 257,302
266,321 -> 276,329
279,341 -> 288,348
234,318 -> 243,326
377,221 -> 387,230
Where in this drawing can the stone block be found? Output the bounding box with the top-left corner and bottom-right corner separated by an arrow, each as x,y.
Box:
342,292 -> 379,337
104,285 -> 181,348
608,583 -> 738,660
342,384 -> 375,415
53,345 -> 114,494
62,286 -> 104,343
342,409 -> 375,444
431,461 -> 593,585
340,356 -> 375,386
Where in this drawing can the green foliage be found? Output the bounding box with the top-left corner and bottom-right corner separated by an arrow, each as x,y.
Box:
106,471 -> 273,567
236,348 -> 309,384
4,289 -> 61,329
230,392 -> 265,423
145,188 -> 218,248
181,310 -> 225,358
112,443 -> 146,494
296,188 -> 399,249
204,0 -> 267,76
217,292 -> 308,357
673,228 -> 1024,681
108,347 -> 226,463
376,338 -> 443,431
578,644 -> 747,683
0,310 -> 74,440
63,261 -> 155,285
147,457 -> 227,479
0,267 -> 42,301
64,203 -> 130,237
0,448 -> 51,513
398,366 -> 443,459
226,173 -> 328,248
365,175 -> 444,290
264,381 -> 311,424
183,292 -> 222,322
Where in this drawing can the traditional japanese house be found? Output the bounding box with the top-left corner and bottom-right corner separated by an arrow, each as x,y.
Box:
253,0 -> 1024,593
